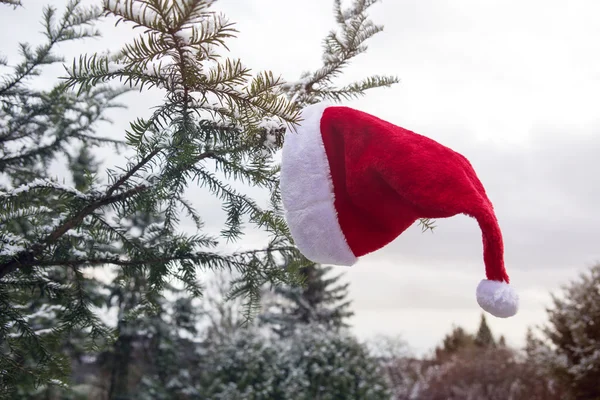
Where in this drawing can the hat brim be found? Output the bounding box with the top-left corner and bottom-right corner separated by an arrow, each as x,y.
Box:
280,103 -> 357,266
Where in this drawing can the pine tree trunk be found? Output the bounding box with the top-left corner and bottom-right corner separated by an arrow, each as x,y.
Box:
107,322 -> 133,400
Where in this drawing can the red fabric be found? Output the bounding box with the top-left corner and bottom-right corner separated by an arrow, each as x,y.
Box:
320,106 -> 509,283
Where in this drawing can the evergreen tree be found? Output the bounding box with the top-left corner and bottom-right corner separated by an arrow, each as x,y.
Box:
533,264 -> 600,400
0,0 -> 397,392
69,145 -> 101,192
103,210 -> 168,400
1,1 -> 129,393
197,271 -> 247,344
0,0 -> 22,7
498,335 -> 506,347
434,326 -> 475,361
131,295 -> 204,400
421,345 -> 566,400
435,315 -> 496,362
199,325 -> 391,400
474,313 -> 496,348
261,263 -> 353,337
8,139 -> 109,399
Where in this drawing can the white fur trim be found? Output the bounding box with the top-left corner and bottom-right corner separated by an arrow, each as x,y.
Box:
280,103 -> 357,266
476,279 -> 519,318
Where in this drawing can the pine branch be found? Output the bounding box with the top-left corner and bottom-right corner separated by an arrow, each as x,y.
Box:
106,148 -> 162,196
1,84 -> 128,178
0,0 -> 22,9
418,218 -> 436,233
17,256 -> 208,267
0,138 -> 69,169
0,0 -> 101,96
0,185 -> 147,279
11,245 -> 297,269
0,142 -> 228,280
282,0 -> 398,107
315,75 -> 399,102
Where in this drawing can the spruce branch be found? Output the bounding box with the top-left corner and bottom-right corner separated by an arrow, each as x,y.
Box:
11,245 -> 297,269
0,0 -> 22,8
0,0 -> 101,96
0,185 -> 147,279
0,145 -> 227,279
418,218 -> 436,233
282,0 -> 398,106
106,148 -> 162,197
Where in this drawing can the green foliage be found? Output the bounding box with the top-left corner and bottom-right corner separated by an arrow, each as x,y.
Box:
199,325 -> 391,400
0,0 -> 397,394
498,334 -> 506,346
434,314 -> 496,363
107,291 -> 204,400
0,1 -> 120,185
4,126 -> 111,399
531,264 -> 600,400
281,0 -> 398,106
474,313 -> 496,348
434,326 -> 475,361
260,263 -> 354,337
418,218 -> 436,233
0,1 -> 123,394
0,0 -> 22,8
69,145 -> 101,191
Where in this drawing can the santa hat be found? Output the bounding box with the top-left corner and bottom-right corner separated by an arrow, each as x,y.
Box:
279,103 -> 518,318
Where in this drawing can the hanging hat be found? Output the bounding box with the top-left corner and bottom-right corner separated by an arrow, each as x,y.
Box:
279,103 -> 518,318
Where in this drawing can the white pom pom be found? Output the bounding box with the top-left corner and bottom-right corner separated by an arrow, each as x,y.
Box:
476,279 -> 519,318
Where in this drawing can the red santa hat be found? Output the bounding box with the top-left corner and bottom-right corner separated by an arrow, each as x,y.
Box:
280,103 -> 518,318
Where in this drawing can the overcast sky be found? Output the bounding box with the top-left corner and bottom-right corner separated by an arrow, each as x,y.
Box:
2,0 -> 600,355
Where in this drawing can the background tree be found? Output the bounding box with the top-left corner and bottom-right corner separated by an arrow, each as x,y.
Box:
433,314 -> 495,364
474,313 -> 496,348
197,271 -> 247,345
102,210 -> 170,400
69,145 -> 101,192
391,317 -> 567,400
434,325 -> 475,362
530,263 -> 600,400
369,335 -> 430,400
199,324 -> 391,400
419,345 -> 565,400
260,262 -> 353,337
6,140 -> 110,399
128,295 -> 204,400
498,334 -> 506,347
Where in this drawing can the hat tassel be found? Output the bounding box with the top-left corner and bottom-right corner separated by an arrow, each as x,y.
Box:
474,208 -> 519,318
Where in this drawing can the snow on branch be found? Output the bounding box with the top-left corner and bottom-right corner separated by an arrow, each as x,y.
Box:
281,0 -> 398,106
1,178 -> 92,199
